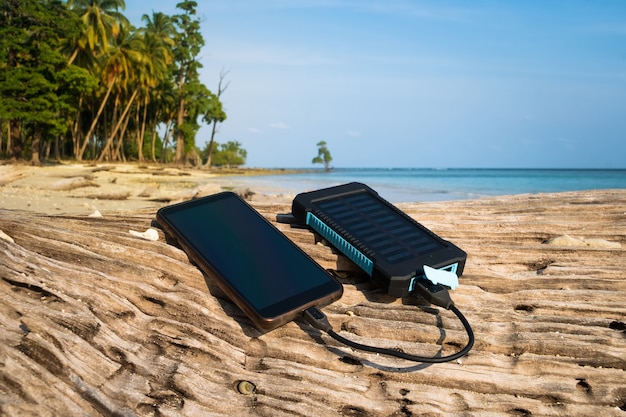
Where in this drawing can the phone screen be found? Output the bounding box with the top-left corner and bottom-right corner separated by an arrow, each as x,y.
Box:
157,192 -> 342,330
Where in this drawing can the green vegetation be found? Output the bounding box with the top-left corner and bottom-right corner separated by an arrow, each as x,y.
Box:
201,140 -> 247,168
0,0 -> 231,166
312,140 -> 333,172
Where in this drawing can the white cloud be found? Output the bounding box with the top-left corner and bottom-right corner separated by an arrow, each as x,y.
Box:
269,122 -> 289,129
248,127 -> 261,133
346,130 -> 361,137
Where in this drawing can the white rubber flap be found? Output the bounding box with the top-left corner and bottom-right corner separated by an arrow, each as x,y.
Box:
424,265 -> 459,290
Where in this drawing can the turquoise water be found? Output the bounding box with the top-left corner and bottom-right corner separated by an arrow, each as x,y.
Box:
236,168 -> 626,203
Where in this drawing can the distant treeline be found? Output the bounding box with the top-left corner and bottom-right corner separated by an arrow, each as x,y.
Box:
0,0 -> 229,166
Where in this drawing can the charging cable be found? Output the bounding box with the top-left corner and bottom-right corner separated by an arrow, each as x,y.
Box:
303,281 -> 474,364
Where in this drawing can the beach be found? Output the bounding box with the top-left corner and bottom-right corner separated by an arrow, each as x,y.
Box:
0,163 -> 625,415
2,163 -> 625,214
0,163 -> 299,215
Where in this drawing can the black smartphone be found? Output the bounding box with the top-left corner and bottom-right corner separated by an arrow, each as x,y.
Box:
156,192 -> 343,331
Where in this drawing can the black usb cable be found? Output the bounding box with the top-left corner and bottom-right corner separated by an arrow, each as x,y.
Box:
303,281 -> 474,364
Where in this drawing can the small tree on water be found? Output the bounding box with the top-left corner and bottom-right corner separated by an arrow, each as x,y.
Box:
312,141 -> 333,172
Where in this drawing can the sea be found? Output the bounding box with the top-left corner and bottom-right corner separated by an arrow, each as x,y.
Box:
227,168 -> 626,203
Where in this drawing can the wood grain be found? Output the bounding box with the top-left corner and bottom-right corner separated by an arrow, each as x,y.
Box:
1,190 -> 625,416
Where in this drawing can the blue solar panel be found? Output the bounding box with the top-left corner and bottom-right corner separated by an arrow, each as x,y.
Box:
315,193 -> 444,264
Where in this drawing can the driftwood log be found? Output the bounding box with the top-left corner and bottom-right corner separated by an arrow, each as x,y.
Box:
0,190 -> 624,416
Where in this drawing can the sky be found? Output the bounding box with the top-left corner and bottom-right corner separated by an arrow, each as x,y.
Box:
125,1 -> 626,169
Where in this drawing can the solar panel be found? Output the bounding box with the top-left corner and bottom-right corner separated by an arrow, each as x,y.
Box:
292,182 -> 467,297
315,193 -> 444,264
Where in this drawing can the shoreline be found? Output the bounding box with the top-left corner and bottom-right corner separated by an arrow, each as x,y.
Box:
0,162 -> 307,215
0,160 -> 312,177
1,162 -> 624,215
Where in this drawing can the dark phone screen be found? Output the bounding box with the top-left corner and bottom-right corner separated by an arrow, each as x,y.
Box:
158,193 -> 341,318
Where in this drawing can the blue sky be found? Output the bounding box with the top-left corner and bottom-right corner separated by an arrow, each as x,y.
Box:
125,1 -> 626,168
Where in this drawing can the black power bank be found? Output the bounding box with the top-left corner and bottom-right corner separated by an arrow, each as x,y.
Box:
291,182 -> 467,298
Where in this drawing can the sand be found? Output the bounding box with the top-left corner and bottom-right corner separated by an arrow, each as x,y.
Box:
0,162 -> 297,215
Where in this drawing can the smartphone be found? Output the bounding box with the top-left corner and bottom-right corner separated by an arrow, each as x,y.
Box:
156,192 -> 343,331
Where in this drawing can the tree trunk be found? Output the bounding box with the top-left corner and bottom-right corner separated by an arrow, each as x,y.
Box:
0,120 -> 4,156
173,95 -> 185,164
77,77 -> 116,161
67,47 -> 79,66
202,119 -> 219,169
202,70 -> 229,169
43,140 -> 51,161
9,119 -> 21,159
137,93 -> 149,163
160,118 -> 175,163
112,106 -> 132,162
53,135 -> 60,161
71,94 -> 84,159
29,124 -> 41,165
173,65 -> 187,165
150,125 -> 158,162
6,120 -> 10,156
102,94 -> 121,162
98,88 -> 139,162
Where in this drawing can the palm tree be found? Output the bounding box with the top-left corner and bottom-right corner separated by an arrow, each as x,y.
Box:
141,12 -> 175,51
67,0 -> 129,65
135,12 -> 174,161
96,27 -> 146,161
157,82 -> 177,162
76,63 -> 116,160
68,0 -> 130,160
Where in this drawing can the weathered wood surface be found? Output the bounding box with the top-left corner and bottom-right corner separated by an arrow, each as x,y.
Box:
0,190 -> 625,416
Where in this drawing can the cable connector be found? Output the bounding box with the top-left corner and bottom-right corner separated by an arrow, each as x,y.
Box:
303,306 -> 332,332
411,278 -> 454,309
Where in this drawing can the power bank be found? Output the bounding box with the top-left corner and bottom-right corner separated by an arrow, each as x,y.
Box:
291,182 -> 467,298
